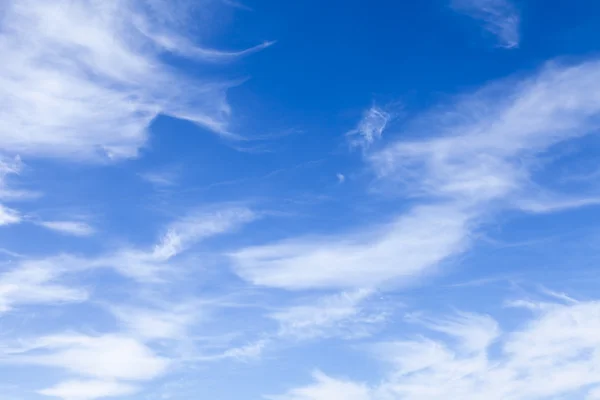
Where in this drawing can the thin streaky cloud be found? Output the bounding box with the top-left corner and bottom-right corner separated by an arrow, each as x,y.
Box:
108,300 -> 204,341
273,298 -> 600,399
222,0 -> 254,11
270,289 -> 388,340
38,380 -> 137,400
82,205 -> 258,282
37,221 -> 96,237
231,204 -> 471,290
0,0 -> 270,162
232,60 -> 600,291
151,207 -> 257,261
1,3 -> 599,400
512,195 -> 600,214
140,169 -> 180,187
0,205 -> 256,316
0,256 -> 88,313
0,204 -> 21,226
452,0 -> 520,48
0,156 -> 25,200
0,156 -> 27,225
8,333 -> 169,399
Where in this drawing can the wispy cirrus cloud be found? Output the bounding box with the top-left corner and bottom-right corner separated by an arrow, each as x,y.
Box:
272,296 -> 600,400
38,380 -> 137,400
37,221 -> 96,237
0,156 -> 27,226
0,256 -> 88,313
268,371 -> 371,400
0,204 -> 21,226
0,203 -> 259,398
231,59 -> 600,291
108,300 -> 204,341
0,205 -> 256,314
6,333 -> 169,400
346,106 -> 391,149
0,156 -> 32,201
89,205 -> 257,282
232,205 -> 470,290
0,0 -> 270,162
151,206 -> 256,262
451,0 -> 520,48
270,289 -> 389,340
140,168 -> 180,187
221,0 -> 253,11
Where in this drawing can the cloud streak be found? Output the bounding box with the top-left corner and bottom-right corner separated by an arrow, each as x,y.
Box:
91,205 -> 257,282
37,221 -> 96,237
270,289 -> 388,340
7,333 -> 169,400
232,205 -> 470,290
0,256 -> 88,313
451,0 -> 520,48
38,380 -> 137,400
231,59 -> 600,291
0,0 -> 269,162
273,297 -> 600,399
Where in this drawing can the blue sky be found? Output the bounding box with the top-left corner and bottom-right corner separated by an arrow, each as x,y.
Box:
2,0 -> 600,399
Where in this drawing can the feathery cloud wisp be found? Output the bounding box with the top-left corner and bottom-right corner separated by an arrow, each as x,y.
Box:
90,205 -> 257,282
0,204 -> 21,226
0,0 -> 269,162
232,205 -> 470,290
347,106 -> 391,149
38,380 -> 137,400
452,0 -> 520,48
273,298 -> 600,399
0,256 -> 88,313
270,289 -> 388,340
7,333 -> 169,399
231,60 -> 600,291
37,221 -> 96,237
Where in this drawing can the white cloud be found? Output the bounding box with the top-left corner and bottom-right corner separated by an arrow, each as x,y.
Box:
38,221 -> 96,237
109,301 -> 202,341
0,256 -> 88,313
369,61 -> 600,205
219,339 -> 269,361
347,106 -> 391,148
38,380 -> 137,400
11,333 -> 169,382
513,195 -> 600,214
221,0 -> 253,11
0,207 -> 253,312
0,156 -> 33,201
268,371 -> 371,400
403,311 -> 500,353
0,0 -> 268,162
140,169 -> 179,187
0,156 -> 26,226
231,204 -> 471,290
270,289 -> 388,340
152,207 -> 256,261
0,204 -> 21,226
193,338 -> 270,362
94,206 -> 256,282
6,333 -> 170,399
231,60 -> 600,291
452,0 -> 520,48
273,299 -> 600,400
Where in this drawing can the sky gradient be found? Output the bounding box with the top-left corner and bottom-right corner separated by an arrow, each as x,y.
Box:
2,0 -> 600,399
